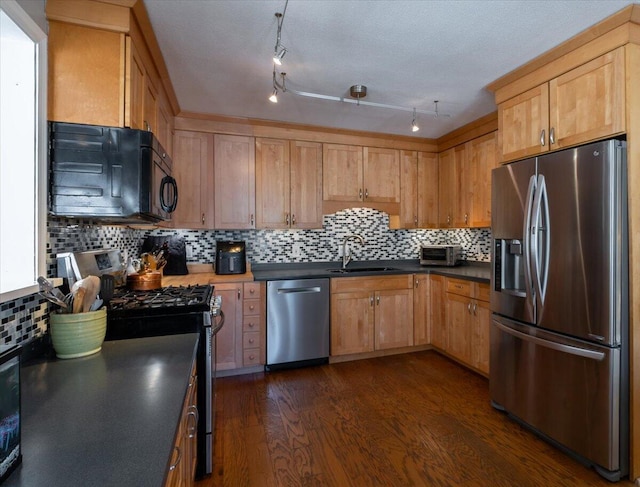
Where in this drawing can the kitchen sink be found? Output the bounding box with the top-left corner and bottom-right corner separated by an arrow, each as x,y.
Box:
327,266 -> 399,273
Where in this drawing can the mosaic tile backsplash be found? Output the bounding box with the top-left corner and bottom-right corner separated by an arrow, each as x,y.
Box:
1,210 -> 490,348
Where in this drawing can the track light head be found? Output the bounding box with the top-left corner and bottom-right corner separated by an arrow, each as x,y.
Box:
269,89 -> 278,103
411,108 -> 419,132
273,46 -> 287,65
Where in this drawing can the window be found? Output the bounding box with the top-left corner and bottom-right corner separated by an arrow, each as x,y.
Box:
0,0 -> 47,301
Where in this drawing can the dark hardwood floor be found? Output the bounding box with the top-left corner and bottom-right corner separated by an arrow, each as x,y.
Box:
197,351 -> 633,487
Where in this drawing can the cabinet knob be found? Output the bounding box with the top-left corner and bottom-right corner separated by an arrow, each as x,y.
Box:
250,213 -> 255,226
414,215 -> 418,225
169,446 -> 182,471
359,188 -> 363,199
249,305 -> 255,311
249,354 -> 255,360
370,295 -> 374,306
202,213 -> 205,224
447,215 -> 451,225
249,288 -> 255,294
415,279 -> 419,288
248,322 -> 255,328
237,289 -> 241,300
464,213 -> 468,224
467,302 -> 472,314
291,214 -> 296,225
249,338 -> 255,344
473,303 -> 478,315
285,213 -> 290,225
540,129 -> 546,147
549,127 -> 556,145
376,295 -> 380,305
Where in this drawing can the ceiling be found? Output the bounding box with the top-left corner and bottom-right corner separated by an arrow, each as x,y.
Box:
143,0 -> 637,139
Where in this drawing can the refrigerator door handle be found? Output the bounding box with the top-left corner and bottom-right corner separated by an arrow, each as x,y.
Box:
493,320 -> 606,361
531,175 -> 550,305
523,175 -> 537,309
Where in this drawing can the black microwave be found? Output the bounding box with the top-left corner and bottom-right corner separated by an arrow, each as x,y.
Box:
420,245 -> 462,266
49,122 -> 178,223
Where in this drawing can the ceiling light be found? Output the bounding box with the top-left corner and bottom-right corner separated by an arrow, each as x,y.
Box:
269,89 -> 278,103
411,108 -> 419,132
269,70 -> 286,104
273,46 -> 287,66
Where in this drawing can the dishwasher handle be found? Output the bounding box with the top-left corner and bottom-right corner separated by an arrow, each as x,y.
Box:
277,286 -> 322,294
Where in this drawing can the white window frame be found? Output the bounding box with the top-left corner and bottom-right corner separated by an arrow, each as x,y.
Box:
0,0 -> 47,302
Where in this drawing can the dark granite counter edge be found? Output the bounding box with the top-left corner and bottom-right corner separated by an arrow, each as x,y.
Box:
7,334 -> 200,487
251,259 -> 491,283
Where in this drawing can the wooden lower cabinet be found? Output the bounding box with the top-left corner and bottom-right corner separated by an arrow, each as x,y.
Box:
165,363 -> 197,487
215,281 -> 265,372
242,282 -> 265,366
444,278 -> 490,374
330,275 -> 413,356
214,282 -> 243,371
429,275 -> 447,350
413,274 -> 430,345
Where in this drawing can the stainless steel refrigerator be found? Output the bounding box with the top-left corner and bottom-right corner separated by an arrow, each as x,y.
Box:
490,139 -> 629,481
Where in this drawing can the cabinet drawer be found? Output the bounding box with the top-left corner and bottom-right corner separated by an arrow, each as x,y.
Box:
243,314 -> 262,332
243,348 -> 261,366
243,299 -> 260,316
243,331 -> 261,349
446,278 -> 472,297
244,282 -> 262,298
331,274 -> 413,293
476,283 -> 490,302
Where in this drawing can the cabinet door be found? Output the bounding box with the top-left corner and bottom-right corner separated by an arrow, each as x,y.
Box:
143,74 -> 157,133
417,152 -> 439,228
363,147 -> 400,203
290,140 -> 323,229
549,47 -> 625,149
413,275 -> 430,346
48,21 -> 125,127
156,95 -> 172,155
468,132 -> 498,228
255,138 -> 290,229
429,275 -> 447,350
446,292 -> 473,365
214,135 -> 256,229
330,291 -> 374,355
438,148 -> 456,227
172,131 -> 214,229
399,150 -> 418,228
323,144 -> 363,202
215,283 -> 243,371
375,288 -> 414,350
473,298 -> 491,374
125,36 -> 145,130
452,144 -> 469,228
498,83 -> 550,162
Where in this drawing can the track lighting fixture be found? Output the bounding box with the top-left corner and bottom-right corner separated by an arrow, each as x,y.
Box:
272,2 -> 289,65
411,108 -> 419,132
267,0 -> 449,133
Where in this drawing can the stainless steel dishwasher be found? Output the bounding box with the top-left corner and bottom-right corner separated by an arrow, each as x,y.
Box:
266,278 -> 330,370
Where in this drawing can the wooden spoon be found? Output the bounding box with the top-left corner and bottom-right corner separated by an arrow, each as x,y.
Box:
81,275 -> 101,313
73,287 -> 86,314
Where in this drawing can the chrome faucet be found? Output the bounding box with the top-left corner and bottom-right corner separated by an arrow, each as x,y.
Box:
342,234 -> 365,268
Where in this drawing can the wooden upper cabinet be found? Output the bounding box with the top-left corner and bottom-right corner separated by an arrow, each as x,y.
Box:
498,83 -> 549,162
125,36 -> 145,130
499,47 -> 625,162
438,147 -> 456,227
143,75 -> 158,134
451,144 -> 468,228
172,130 -> 214,229
290,140 -> 323,229
468,132 -> 498,228
256,139 -> 323,229
399,150 -> 438,229
214,134 -> 256,229
48,21 -> 125,127
550,47 -> 625,149
256,138 -> 290,229
363,147 -> 400,203
323,144 -> 363,202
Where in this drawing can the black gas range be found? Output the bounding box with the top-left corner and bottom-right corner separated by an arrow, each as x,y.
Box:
105,284 -> 223,479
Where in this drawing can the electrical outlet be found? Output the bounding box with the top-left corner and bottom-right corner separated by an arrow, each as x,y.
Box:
291,242 -> 303,258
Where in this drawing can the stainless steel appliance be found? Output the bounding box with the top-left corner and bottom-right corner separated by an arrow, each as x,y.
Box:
49,121 -> 178,223
106,285 -> 223,478
490,139 -> 628,481
56,249 -> 126,289
419,244 -> 462,266
214,241 -> 246,275
266,278 -> 329,369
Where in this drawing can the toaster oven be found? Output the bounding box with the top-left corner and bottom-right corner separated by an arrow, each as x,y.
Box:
420,245 -> 462,266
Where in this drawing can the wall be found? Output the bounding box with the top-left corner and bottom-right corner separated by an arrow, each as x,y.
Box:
0,210 -> 490,348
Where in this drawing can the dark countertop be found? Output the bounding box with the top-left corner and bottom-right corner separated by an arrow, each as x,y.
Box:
251,259 -> 490,283
6,334 -> 199,487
